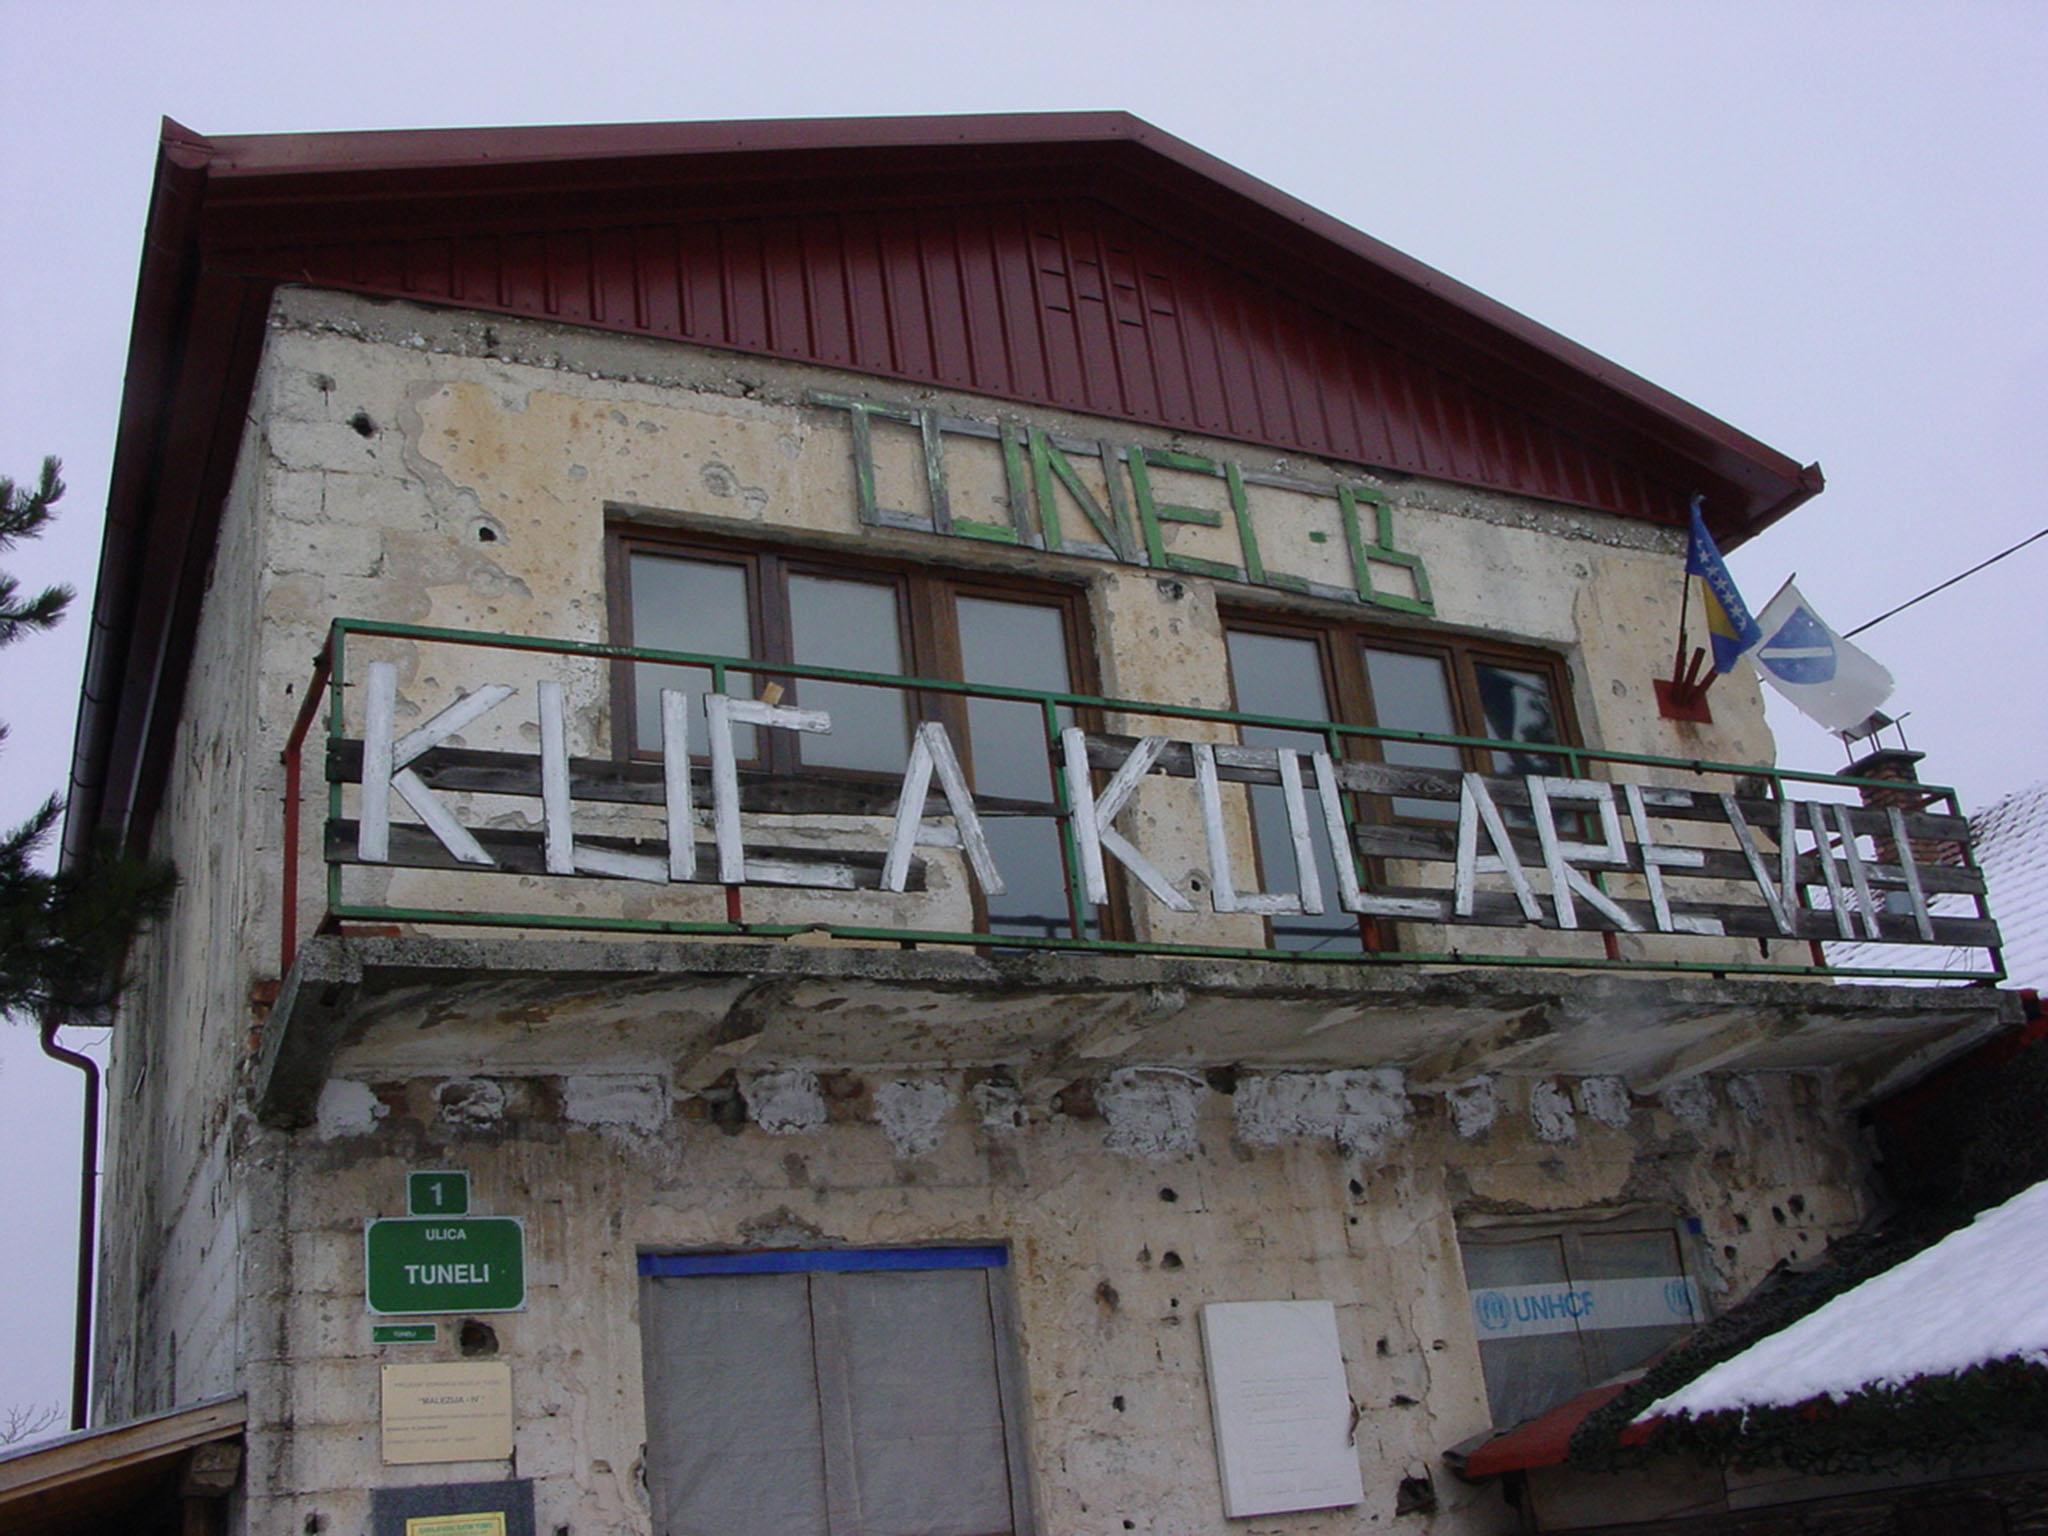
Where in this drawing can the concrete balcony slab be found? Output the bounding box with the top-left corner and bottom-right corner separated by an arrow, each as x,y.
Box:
252,935 -> 2022,1128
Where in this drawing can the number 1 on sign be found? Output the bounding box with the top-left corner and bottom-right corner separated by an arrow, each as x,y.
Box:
407,1171 -> 470,1217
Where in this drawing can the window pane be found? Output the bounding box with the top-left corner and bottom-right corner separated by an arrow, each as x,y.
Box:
1362,647 -> 1461,820
630,554 -> 755,756
957,598 -> 1066,802
956,596 -> 1084,940
1463,1236 -> 1591,1429
787,574 -> 910,774
1225,631 -> 1359,953
1475,662 -> 1565,778
1228,630 -> 1331,723
1574,1228 -> 1696,1382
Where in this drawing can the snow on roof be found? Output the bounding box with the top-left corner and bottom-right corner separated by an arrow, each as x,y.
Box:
1635,1179 -> 2048,1421
1832,776 -> 2048,990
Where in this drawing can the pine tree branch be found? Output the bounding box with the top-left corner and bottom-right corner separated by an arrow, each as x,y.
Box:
0,575 -> 74,644
0,794 -> 62,874
0,455 -> 179,1025
0,458 -> 72,643
0,456 -> 64,551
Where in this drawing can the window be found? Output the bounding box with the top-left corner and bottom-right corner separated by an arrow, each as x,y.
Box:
1459,1217 -> 1704,1429
638,1248 -> 1035,1536
609,530 -> 1099,941
1221,612 -> 1578,951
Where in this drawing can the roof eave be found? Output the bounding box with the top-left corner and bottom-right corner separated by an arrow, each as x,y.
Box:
62,122 -> 213,869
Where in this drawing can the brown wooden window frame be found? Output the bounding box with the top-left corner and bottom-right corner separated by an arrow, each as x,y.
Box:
604,523 -> 1114,940
1220,607 -> 1582,780
1219,604 -> 1583,948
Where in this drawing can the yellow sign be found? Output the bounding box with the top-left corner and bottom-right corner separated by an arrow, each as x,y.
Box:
380,1361 -> 514,1465
405,1516 -> 507,1536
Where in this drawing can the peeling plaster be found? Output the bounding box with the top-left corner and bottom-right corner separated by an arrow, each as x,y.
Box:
314,1080 -> 386,1139
1529,1081 -> 1577,1143
874,1079 -> 955,1159
1577,1076 -> 1633,1130
1098,1068 -> 1205,1159
562,1074 -> 668,1134
737,1206 -> 829,1247
1727,1074 -> 1767,1124
971,1081 -> 1027,1135
1445,1077 -> 1499,1140
1663,1076 -> 1715,1131
435,1077 -> 506,1127
1234,1070 -> 1411,1158
740,1068 -> 826,1135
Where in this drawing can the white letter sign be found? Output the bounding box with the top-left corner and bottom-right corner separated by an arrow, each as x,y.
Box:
359,660 -> 513,867
705,695 -> 856,888
340,671 -> 1979,959
883,722 -> 1004,896
1527,777 -> 1638,932
1061,730 -> 1193,912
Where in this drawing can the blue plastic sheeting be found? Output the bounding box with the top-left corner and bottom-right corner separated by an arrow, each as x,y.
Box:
639,1245 -> 1007,1278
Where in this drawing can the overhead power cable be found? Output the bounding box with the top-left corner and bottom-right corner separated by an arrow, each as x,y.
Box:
1843,525 -> 2048,638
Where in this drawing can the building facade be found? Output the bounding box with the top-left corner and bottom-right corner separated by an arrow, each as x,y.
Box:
74,116 -> 2011,1535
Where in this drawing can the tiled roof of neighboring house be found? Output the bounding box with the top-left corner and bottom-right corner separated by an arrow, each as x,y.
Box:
1833,777 -> 2048,989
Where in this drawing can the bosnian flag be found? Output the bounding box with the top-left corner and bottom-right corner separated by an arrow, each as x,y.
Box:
1750,579 -> 1894,733
1685,498 -> 1762,673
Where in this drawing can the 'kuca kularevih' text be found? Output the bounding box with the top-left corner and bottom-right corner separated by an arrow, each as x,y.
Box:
341,662 -> 1983,951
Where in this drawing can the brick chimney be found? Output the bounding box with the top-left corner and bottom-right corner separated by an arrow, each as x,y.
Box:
1847,748 -> 1963,868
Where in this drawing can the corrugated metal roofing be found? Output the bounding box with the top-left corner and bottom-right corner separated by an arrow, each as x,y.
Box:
181,112 -> 1822,542
228,196 -> 1682,525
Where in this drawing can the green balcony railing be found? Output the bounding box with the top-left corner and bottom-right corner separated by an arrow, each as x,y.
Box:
279,618 -> 2003,985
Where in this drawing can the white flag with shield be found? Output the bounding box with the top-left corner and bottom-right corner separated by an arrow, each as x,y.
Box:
1748,580 -> 1895,734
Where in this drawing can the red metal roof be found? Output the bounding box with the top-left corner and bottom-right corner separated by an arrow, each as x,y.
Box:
183,113 -> 1819,538
1454,1380 -> 1656,1479
68,112 -> 1824,866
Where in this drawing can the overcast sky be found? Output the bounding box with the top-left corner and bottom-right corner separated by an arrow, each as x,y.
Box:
0,0 -> 2042,1428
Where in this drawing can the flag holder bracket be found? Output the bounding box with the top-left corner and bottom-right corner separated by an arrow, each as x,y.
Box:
1656,645 -> 1716,723
1663,494 -> 1737,724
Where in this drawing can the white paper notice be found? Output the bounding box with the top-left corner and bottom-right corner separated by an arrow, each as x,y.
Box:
1200,1300 -> 1364,1518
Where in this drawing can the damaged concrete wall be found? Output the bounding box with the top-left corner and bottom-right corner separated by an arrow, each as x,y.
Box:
239,286 -> 1792,970
256,1054 -> 1868,1535
94,394 -> 278,1422
93,281 -> 1887,1536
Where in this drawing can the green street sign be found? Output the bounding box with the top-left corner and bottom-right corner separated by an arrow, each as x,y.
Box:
365,1217 -> 526,1315
408,1170 -> 470,1216
372,1323 -> 437,1344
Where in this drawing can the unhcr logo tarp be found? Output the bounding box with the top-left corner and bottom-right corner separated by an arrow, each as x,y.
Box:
1469,1276 -> 1704,1339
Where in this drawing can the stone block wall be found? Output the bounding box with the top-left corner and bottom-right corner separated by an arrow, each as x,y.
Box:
248,1059 -> 1866,1535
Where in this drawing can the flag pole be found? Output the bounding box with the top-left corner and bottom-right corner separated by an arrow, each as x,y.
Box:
1675,494 -> 1703,679
1672,553 -> 1693,686
1658,495 -> 1708,720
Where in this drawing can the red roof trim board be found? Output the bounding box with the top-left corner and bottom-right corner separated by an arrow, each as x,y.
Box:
67,112 -> 1822,866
